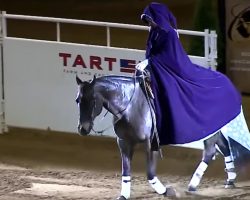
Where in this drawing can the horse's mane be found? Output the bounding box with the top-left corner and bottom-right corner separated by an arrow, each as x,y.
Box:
94,75 -> 137,93
98,75 -> 134,82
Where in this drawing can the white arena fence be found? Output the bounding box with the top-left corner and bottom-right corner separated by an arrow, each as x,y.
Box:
0,12 -> 218,149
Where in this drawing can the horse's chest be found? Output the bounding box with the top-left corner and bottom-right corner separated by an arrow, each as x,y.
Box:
114,116 -> 149,142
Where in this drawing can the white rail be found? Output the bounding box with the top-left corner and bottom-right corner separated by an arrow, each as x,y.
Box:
1,11 -> 217,68
3,12 -> 208,35
2,12 -> 150,47
2,12 -> 218,69
0,11 -> 5,133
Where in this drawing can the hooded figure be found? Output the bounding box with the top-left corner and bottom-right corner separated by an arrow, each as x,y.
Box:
139,2 -> 242,145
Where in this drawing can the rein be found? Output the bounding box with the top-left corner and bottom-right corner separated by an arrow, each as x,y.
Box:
91,74 -> 137,135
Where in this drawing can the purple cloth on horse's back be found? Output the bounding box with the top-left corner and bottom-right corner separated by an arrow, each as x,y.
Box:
142,2 -> 242,145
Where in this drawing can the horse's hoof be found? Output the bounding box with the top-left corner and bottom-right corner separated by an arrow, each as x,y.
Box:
188,185 -> 197,192
225,180 -> 236,189
164,186 -> 176,197
116,195 -> 127,200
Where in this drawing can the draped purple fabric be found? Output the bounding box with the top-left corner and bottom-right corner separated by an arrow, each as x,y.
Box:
142,2 -> 241,145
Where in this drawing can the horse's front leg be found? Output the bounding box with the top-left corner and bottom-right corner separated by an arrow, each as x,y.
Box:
145,140 -> 166,195
117,138 -> 135,200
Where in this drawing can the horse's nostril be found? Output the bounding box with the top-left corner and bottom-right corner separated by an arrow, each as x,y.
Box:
77,125 -> 81,132
78,123 -> 91,135
77,124 -> 81,130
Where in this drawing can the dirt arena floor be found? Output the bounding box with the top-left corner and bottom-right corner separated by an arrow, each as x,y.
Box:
0,95 -> 249,200
0,1 -> 250,199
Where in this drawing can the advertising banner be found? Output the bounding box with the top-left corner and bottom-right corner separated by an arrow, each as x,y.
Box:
226,0 -> 250,93
3,38 -> 145,135
3,37 -> 211,149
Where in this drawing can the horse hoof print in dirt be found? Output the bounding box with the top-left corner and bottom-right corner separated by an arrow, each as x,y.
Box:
164,186 -> 177,197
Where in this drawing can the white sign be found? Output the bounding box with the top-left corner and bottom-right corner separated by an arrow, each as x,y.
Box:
3,38 -> 144,135
3,37 -> 210,149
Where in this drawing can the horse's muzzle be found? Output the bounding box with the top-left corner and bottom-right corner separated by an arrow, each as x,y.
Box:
77,123 -> 91,136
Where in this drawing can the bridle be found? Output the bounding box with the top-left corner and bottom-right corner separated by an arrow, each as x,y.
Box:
80,72 -> 162,157
90,75 -> 137,135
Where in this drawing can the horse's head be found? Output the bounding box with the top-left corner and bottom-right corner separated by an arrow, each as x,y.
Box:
75,75 -> 103,136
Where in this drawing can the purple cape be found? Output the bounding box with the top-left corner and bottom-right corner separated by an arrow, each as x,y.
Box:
142,2 -> 242,145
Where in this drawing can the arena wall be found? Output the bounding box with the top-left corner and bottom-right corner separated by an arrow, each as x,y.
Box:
1,12 -> 217,149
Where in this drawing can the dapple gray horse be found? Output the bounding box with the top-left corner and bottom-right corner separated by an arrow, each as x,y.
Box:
75,75 -> 237,199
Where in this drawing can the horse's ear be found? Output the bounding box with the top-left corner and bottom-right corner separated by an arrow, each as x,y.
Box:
76,75 -> 83,85
91,75 -> 97,85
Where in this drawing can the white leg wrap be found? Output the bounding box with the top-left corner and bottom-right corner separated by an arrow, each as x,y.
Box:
121,176 -> 131,199
225,156 -> 233,163
227,171 -> 237,181
224,156 -> 237,181
225,161 -> 235,170
225,156 -> 235,168
148,177 -> 166,194
189,161 -> 208,188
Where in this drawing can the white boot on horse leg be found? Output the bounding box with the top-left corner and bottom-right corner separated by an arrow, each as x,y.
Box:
118,176 -> 131,199
188,161 -> 208,191
224,156 -> 237,189
148,176 -> 176,197
148,176 -> 166,195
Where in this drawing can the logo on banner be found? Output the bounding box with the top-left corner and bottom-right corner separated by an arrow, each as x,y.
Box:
59,52 -> 138,76
228,5 -> 250,41
120,59 -> 136,73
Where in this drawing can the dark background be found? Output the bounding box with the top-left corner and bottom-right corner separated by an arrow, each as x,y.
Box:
0,0 -> 196,25
0,0 -> 199,51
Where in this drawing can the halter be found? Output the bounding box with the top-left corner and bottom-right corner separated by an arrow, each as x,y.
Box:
91,75 -> 137,135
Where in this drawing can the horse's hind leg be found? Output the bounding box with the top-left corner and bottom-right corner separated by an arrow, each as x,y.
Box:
145,139 -> 166,195
216,133 -> 236,188
117,138 -> 135,200
188,133 -> 218,191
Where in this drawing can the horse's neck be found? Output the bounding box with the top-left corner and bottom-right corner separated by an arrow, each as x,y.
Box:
96,77 -> 135,116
